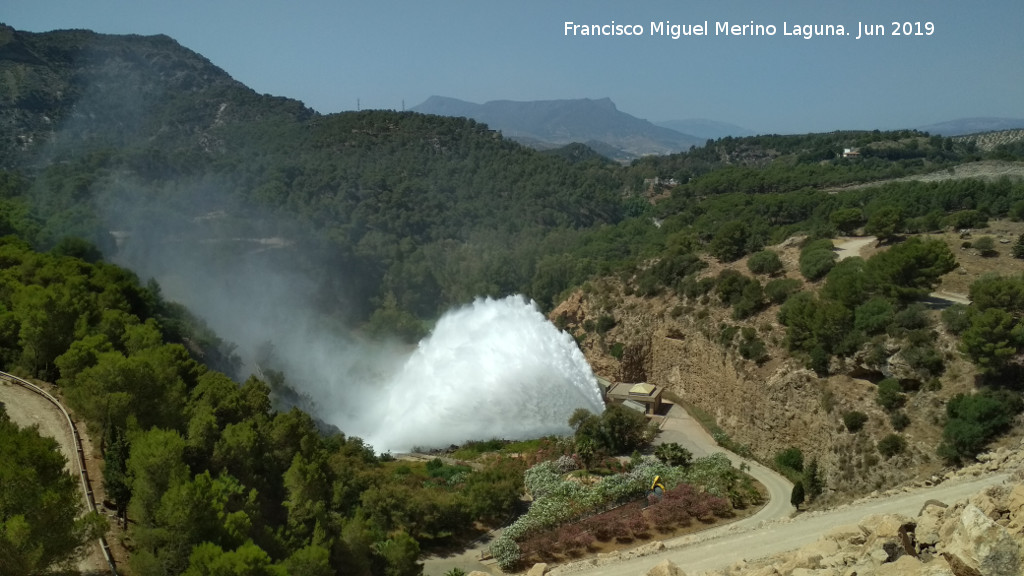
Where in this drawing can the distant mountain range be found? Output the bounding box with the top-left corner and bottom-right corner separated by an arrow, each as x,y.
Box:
654,119 -> 754,141
916,117 -> 1024,137
412,96 -> 704,161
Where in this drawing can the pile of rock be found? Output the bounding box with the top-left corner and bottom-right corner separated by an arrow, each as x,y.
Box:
711,479 -> 1024,576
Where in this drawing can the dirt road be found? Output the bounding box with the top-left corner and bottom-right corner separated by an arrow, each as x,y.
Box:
833,236 -> 876,261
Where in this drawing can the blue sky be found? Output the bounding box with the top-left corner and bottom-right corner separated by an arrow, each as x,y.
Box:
5,0 -> 1023,134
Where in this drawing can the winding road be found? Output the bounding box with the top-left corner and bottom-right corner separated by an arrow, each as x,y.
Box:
653,404 -> 795,528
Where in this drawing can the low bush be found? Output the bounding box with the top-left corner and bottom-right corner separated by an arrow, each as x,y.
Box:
843,410 -> 868,433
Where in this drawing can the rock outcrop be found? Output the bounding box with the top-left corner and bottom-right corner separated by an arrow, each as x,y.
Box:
711,476 -> 1024,576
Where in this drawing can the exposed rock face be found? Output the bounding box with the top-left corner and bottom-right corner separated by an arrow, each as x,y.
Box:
649,327 -> 835,469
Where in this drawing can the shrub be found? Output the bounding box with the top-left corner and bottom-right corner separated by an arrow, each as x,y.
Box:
738,336 -> 769,364
595,315 -> 616,334
843,411 -> 868,433
609,342 -> 625,359
626,514 -> 649,539
490,536 -> 522,571
775,447 -> 804,473
877,434 -> 907,458
889,411 -> 910,431
941,304 -> 972,334
732,280 -> 766,319
889,304 -> 930,334
902,341 -> 944,378
799,243 -> 837,281
654,442 -> 693,467
876,378 -> 906,411
973,236 -> 998,257
747,250 -> 784,275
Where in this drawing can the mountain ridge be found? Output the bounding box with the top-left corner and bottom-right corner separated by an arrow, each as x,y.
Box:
412,95 -> 704,161
916,116 -> 1024,137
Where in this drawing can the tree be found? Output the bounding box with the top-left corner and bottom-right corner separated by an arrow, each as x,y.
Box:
127,428 -> 190,526
790,481 -> 805,509
182,541 -> 283,576
865,206 -> 903,243
854,297 -> 895,336
822,257 -> 869,309
103,426 -> 132,527
830,208 -> 864,235
804,458 -> 823,500
570,404 -> 653,457
374,531 -> 422,576
937,390 -> 1023,464
864,237 -> 957,303
0,406 -> 105,574
960,308 -> 1024,377
709,220 -> 750,262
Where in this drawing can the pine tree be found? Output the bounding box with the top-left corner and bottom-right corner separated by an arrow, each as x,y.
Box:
1012,233 -> 1024,259
790,481 -> 806,509
804,458 -> 823,501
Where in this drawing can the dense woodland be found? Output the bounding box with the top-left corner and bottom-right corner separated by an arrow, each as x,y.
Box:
3,24 -> 1024,576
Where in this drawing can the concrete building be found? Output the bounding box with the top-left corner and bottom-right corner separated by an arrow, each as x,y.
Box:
606,382 -> 664,415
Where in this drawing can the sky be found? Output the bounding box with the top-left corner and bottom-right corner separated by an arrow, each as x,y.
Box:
4,0 -> 1024,134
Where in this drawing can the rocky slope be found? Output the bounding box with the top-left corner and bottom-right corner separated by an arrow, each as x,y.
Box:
549,238 -> 985,504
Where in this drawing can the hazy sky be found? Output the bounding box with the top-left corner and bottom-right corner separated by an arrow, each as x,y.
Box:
5,0 -> 1023,134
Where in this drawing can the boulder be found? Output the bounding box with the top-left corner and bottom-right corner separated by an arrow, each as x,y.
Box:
825,524 -> 866,546
527,563 -> 548,576
646,559 -> 686,576
917,502 -> 947,549
939,504 -> 1022,576
859,513 -> 917,562
1006,484 -> 1024,532
875,555 -> 946,576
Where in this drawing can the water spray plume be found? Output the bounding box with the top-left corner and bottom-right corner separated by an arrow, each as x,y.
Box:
355,295 -> 605,453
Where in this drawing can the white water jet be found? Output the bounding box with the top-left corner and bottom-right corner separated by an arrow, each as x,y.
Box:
356,295 -> 605,453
